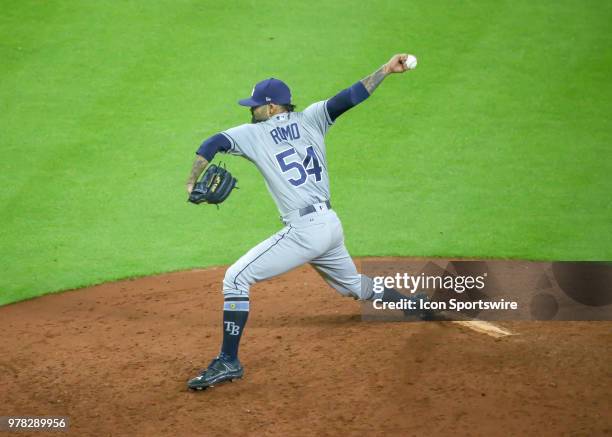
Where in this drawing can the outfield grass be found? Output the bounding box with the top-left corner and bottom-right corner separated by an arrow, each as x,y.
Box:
1,0 -> 611,305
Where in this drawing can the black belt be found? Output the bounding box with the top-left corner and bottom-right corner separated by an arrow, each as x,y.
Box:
299,200 -> 332,217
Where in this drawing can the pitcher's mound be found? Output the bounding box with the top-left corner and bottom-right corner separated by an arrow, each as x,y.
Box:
0,261 -> 609,436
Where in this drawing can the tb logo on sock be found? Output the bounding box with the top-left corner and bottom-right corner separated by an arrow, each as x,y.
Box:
224,321 -> 240,336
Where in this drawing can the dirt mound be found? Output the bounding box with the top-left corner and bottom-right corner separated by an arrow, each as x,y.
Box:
0,260 -> 610,436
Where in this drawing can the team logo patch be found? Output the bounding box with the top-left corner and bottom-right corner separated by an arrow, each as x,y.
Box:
230,303 -> 236,309
224,321 -> 240,335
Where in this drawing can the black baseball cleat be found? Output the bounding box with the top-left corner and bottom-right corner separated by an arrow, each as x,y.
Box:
187,355 -> 244,391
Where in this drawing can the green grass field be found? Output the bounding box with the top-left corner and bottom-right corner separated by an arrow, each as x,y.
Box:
1,0 -> 611,305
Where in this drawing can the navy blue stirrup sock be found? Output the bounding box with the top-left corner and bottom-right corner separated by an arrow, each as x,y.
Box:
220,297 -> 249,361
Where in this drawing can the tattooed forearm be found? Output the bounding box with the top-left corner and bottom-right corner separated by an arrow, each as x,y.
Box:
187,155 -> 209,186
360,65 -> 388,94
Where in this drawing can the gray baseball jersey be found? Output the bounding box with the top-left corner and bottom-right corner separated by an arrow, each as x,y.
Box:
218,100 -> 375,302
220,101 -> 333,216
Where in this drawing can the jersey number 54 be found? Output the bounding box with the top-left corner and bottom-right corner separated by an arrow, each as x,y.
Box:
275,146 -> 322,187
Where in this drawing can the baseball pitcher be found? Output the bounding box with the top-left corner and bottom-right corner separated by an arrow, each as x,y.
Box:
185,54 -> 430,390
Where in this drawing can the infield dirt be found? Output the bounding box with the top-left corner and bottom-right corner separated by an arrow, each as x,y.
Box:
1,259 -> 610,436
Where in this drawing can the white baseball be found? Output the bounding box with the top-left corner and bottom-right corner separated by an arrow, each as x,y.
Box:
404,55 -> 417,70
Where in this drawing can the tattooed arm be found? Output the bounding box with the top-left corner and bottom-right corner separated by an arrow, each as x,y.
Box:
326,54 -> 412,121
361,54 -> 411,93
186,133 -> 235,194
360,65 -> 388,95
186,155 -> 208,194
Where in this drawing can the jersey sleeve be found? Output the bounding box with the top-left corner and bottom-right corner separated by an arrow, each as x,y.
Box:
196,133 -> 232,161
302,100 -> 334,136
220,124 -> 258,159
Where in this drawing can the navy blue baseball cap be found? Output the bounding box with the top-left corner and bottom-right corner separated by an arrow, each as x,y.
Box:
238,78 -> 292,107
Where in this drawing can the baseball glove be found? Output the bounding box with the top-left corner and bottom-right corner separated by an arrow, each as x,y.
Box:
188,163 -> 237,205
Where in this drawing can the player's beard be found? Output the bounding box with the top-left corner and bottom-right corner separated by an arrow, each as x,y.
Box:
250,106 -> 267,124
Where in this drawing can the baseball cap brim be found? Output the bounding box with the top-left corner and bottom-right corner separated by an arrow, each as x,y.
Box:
238,97 -> 264,107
